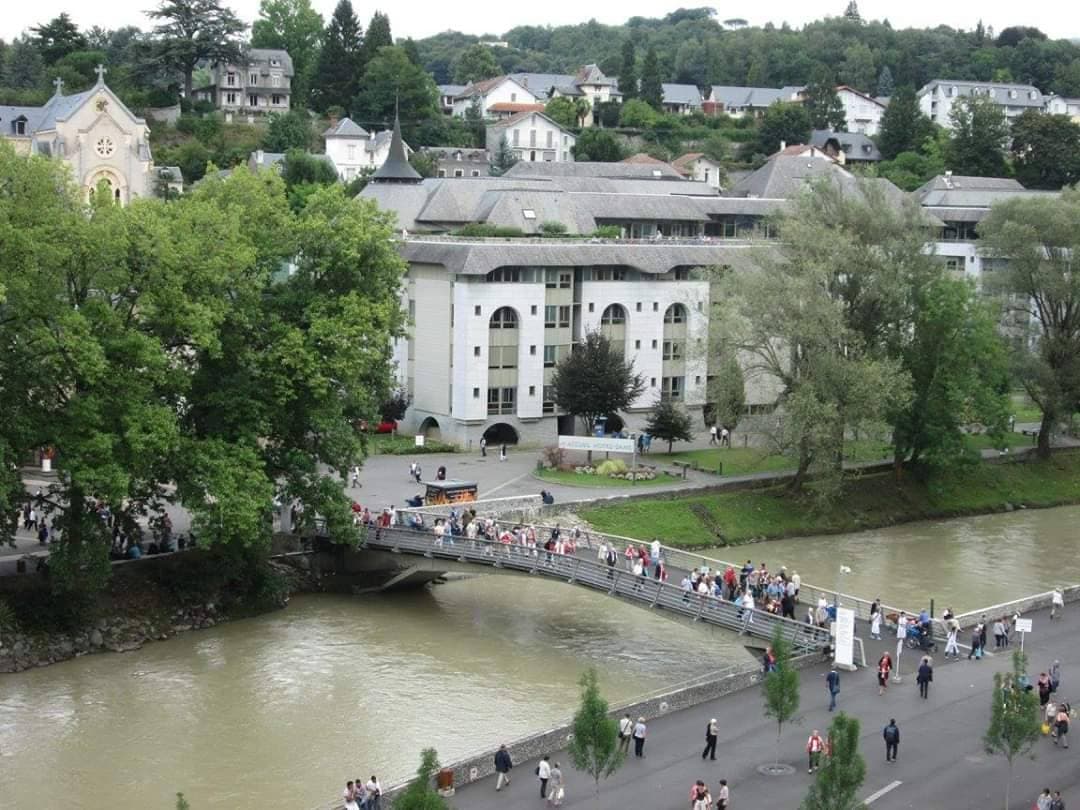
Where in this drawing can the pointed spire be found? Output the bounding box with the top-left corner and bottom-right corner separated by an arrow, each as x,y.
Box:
372,104 -> 421,184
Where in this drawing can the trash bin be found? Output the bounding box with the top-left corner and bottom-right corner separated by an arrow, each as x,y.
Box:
437,768 -> 454,791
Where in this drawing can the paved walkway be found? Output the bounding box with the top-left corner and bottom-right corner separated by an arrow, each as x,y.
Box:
442,605 -> 1078,810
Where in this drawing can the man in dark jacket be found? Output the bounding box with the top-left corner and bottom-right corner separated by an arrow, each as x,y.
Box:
702,717 -> 719,760
494,744 -> 513,791
916,658 -> 934,699
826,667 -> 840,712
884,719 -> 900,762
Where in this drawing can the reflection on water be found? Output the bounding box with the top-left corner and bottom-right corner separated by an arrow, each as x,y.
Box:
711,505 -> 1080,613
0,577 -> 754,810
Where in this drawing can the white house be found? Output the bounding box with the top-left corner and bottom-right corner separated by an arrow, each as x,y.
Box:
671,153 -> 724,189
834,85 -> 887,135
917,80 -> 1044,129
0,69 -> 158,202
323,117 -> 410,180
452,76 -> 538,118
1045,95 -> 1080,122
486,111 -> 575,163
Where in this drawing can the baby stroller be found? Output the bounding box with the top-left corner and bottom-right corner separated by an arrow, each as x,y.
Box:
905,622 -> 937,652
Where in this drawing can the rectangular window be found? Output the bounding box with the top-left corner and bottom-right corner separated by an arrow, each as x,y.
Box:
530,129 -> 536,147
530,305 -> 538,315
249,73 -> 258,85
650,377 -> 656,387
634,340 -> 641,349
227,73 -> 236,87
347,144 -> 356,161
473,387 -> 480,398
454,169 -> 464,177
489,345 -> 516,369
661,376 -> 684,401
547,130 -> 553,148
487,386 -> 515,415
486,268 -> 521,283
674,268 -> 690,280
591,268 -> 628,281
248,94 -> 258,107
545,305 -> 557,327
544,345 -> 557,367
272,75 -> 281,88
225,92 -> 237,105
662,340 -> 683,361
542,385 -> 556,414
636,302 -> 642,312
558,305 -> 570,327
513,130 -> 519,146
474,305 -> 482,316
529,385 -> 536,396
271,94 -> 283,106
588,302 -> 594,313
530,345 -> 537,355
695,376 -> 702,385
652,339 -> 658,349
474,346 -> 481,357
653,302 -> 659,312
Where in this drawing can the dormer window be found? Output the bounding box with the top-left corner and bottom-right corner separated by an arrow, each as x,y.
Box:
1009,89 -> 1017,99
950,86 -> 957,97
13,118 -> 27,135
270,58 -> 281,67
1029,90 -> 1037,100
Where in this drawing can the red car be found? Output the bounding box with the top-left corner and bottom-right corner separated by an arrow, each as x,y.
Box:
358,419 -> 397,433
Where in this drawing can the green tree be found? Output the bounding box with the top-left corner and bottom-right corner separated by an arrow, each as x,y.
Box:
352,46 -> 441,145
31,13 -> 87,65
1010,111 -> 1080,190
877,86 -> 933,160
618,98 -> 658,129
551,331 -> 646,433
490,135 -> 517,176
800,713 -> 866,810
251,0 -> 324,109
708,355 -> 746,431
645,398 -> 694,452
755,102 -> 812,155
147,0 -> 246,101
263,109 -> 313,151
4,36 -> 46,91
979,191 -> 1080,457
619,38 -> 637,100
545,96 -> 580,130
361,12 -> 393,69
567,668 -> 625,797
311,0 -> 362,113
762,625 -> 801,766
984,651 -> 1042,810
572,129 -> 626,162
463,96 -> 485,147
639,46 -> 663,110
280,150 -> 338,210
393,748 -> 450,810
945,95 -> 1010,177
876,65 -> 894,97
175,793 -> 191,810
452,44 -> 499,85
803,80 -> 847,131
839,42 -> 875,93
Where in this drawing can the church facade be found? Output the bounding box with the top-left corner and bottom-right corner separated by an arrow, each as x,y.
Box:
0,68 -> 159,203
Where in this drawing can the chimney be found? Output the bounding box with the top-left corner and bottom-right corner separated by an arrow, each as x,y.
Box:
944,170 -> 953,189
779,140 -> 786,151
255,149 -> 264,165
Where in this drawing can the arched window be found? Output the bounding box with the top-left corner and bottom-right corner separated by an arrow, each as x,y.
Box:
599,303 -> 628,356
488,307 -> 519,414
489,307 -> 518,329
663,303 -> 687,324
600,304 -> 626,325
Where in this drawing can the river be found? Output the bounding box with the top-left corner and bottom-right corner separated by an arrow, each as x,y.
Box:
715,504 -> 1080,613
0,578 -> 753,810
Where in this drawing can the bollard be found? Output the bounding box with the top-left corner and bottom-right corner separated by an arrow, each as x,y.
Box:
717,462 -> 723,476
930,598 -> 934,619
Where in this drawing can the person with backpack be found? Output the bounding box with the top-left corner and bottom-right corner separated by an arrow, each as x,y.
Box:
618,714 -> 633,754
1054,703 -> 1070,749
806,730 -> 825,773
883,719 -> 900,762
702,718 -> 719,760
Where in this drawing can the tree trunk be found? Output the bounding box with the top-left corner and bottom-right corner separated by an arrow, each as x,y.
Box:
789,439 -> 812,492
184,70 -> 194,103
1004,759 -> 1012,810
1037,412 -> 1053,459
668,439 -> 673,453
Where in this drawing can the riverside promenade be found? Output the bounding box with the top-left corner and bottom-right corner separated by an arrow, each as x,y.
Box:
443,604 -> 1078,810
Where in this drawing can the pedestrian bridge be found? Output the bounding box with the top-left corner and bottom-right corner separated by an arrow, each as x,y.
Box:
359,526 -> 832,654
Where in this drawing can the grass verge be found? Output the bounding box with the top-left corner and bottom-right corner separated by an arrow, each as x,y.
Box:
580,452 -> 1080,548
534,468 -> 683,488
367,433 -> 458,455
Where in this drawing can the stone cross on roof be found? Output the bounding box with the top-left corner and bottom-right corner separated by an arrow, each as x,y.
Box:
95,64 -> 107,84
53,77 -> 64,95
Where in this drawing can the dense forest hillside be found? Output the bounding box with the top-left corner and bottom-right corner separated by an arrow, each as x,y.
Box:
417,7 -> 1080,97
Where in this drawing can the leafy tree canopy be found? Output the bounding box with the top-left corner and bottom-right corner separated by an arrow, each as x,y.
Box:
311,0 -> 362,113
1010,110 -> 1080,190
551,331 -> 646,432
945,95 -> 1010,177
645,398 -> 695,452
147,0 -> 246,100
572,129 -> 626,162
453,44 -> 500,85
755,102 -> 811,155
352,46 -> 441,145
262,109 -> 314,152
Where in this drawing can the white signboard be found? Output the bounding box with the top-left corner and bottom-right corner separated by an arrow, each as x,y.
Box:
834,607 -> 856,670
558,435 -> 635,454
1015,617 -> 1033,633
414,434 -> 425,447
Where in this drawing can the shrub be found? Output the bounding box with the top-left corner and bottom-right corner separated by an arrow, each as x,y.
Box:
591,225 -> 622,238
596,459 -> 628,476
540,221 -> 568,235
542,446 -> 566,469
453,223 -> 525,238
0,599 -> 17,634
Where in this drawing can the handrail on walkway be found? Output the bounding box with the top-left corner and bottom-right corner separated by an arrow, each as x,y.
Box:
361,526 -> 832,653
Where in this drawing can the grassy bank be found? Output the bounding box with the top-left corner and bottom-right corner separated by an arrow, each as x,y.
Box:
580,452 -> 1080,548
534,468 -> 682,488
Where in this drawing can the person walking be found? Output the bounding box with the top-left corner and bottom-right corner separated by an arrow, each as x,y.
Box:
1051,660 -> 1062,693
715,779 -> 730,810
1054,704 -> 1070,749
826,666 -> 840,711
1051,587 -> 1065,620
702,718 -> 719,760
916,657 -> 933,699
343,781 -> 359,810
537,755 -> 551,799
709,424 -> 718,445
806,730 -> 825,773
739,589 -> 755,634
870,599 -> 882,640
1050,791 -> 1065,810
499,444 -> 507,462
546,762 -> 564,807
994,617 -> 1007,649
350,465 -> 361,488
365,776 -> 382,810
494,744 -> 513,791
633,717 -> 647,758
877,653 -> 892,696
1039,673 -> 1054,708
1037,789 -> 1054,810
968,623 -> 984,660
480,436 -> 487,457
883,719 -> 900,762
618,714 -> 633,754
944,615 -> 960,659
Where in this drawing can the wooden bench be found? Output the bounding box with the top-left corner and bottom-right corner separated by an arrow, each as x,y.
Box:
671,461 -> 691,479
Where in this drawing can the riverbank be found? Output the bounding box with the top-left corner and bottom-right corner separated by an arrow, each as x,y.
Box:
580,450 -> 1080,548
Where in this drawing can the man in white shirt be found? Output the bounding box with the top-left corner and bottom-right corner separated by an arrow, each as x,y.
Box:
715,779 -> 730,810
537,755 -> 551,798
709,424 -> 718,444
740,590 -> 755,633
1052,587 -> 1065,620
365,776 -> 382,810
617,714 -> 633,754
650,538 -> 661,565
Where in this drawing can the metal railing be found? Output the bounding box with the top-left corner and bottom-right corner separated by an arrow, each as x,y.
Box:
361,526 -> 831,653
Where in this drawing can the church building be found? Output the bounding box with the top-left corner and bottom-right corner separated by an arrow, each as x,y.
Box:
0,66 -> 160,203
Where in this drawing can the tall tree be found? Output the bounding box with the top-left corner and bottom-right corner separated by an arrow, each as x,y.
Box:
545,96 -> 580,130
572,129 -> 626,162
31,13 -> 87,65
490,135 -> 517,176
877,85 -> 932,160
979,191 -> 1080,457
639,46 -> 663,110
351,45 -> 440,144
1010,111 -> 1080,190
800,713 -> 867,810
361,11 -> 393,70
839,42 -> 875,92
567,668 -> 625,797
551,331 -> 645,433
802,80 -> 847,131
945,95 -> 1010,177
619,38 -> 637,100
3,36 -> 46,91
452,44 -> 499,85
876,65 -> 895,97
843,1 -> 862,21
762,626 -> 801,766
251,0 -> 324,109
755,102 -> 812,155
393,749 -> 450,810
147,0 -> 246,101
708,355 -> 746,431
645,398 -> 694,452
262,109 -> 314,151
463,96 -> 485,147
983,652 -> 1042,810
311,0 -> 362,113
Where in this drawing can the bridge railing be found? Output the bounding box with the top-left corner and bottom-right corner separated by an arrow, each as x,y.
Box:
363,526 -> 832,653
395,509 -> 914,623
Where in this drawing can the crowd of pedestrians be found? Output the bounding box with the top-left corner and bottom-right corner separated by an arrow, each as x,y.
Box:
341,776 -> 381,810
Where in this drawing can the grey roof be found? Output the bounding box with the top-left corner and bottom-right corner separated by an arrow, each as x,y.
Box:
372,113 -> 421,183
423,146 -> 489,161
729,154 -> 851,198
246,48 -> 294,77
2,81 -> 146,136
576,64 -> 616,86
709,85 -> 802,109
324,117 -> 369,138
249,150 -> 334,171
0,104 -> 46,134
438,84 -> 467,97
400,239 -> 753,276
810,129 -> 882,162
157,165 -> 183,182
364,130 -> 395,152
509,73 -> 577,100
919,189 -> 1059,208
918,79 -> 1044,107
505,161 -> 684,180
358,182 -> 435,231
661,84 -> 704,107
487,110 -> 571,133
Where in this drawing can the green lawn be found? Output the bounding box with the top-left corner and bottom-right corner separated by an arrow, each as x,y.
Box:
534,468 -> 683,488
1010,392 -> 1043,424
581,452 -> 1080,548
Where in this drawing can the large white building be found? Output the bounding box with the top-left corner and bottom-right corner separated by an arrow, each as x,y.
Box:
917,79 -> 1044,129
486,111 -> 576,163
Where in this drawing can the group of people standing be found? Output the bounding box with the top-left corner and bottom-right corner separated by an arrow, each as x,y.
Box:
341,776 -> 381,810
